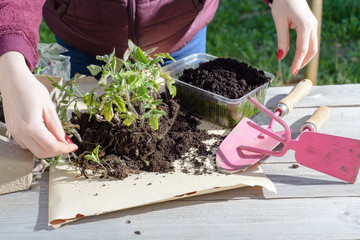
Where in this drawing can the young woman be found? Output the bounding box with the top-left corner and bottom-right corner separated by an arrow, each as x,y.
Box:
0,0 -> 318,158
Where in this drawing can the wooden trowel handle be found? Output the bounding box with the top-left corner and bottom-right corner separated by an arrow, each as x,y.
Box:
300,106 -> 330,132
275,79 -> 313,117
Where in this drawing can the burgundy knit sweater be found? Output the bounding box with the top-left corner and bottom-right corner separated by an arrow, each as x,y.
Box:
0,0 -> 45,71
0,1 -> 219,72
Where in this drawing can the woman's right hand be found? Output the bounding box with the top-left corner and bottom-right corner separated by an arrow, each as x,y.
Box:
0,51 -> 78,158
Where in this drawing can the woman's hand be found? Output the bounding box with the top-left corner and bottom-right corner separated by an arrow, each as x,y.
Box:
271,0 -> 318,75
0,51 -> 77,158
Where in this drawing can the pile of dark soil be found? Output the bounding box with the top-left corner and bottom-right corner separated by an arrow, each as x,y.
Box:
179,58 -> 271,99
70,98 -> 221,180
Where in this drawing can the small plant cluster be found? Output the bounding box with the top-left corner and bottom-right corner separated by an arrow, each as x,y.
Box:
42,40 -> 177,170
50,40 -> 176,133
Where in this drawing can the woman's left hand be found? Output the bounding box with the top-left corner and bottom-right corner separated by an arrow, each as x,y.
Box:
271,0 -> 318,76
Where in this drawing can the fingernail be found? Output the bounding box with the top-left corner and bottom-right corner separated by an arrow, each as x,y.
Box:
72,146 -> 78,152
277,49 -> 283,60
65,135 -> 73,144
293,69 -> 299,76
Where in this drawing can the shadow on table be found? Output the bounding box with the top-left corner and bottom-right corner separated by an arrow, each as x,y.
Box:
265,174 -> 346,185
33,171 -> 54,232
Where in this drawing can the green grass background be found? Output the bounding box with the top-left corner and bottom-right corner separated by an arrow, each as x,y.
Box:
39,0 -> 360,86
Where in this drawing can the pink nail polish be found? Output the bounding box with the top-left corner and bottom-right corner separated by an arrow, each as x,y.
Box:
65,135 -> 73,144
277,49 -> 283,60
293,69 -> 299,76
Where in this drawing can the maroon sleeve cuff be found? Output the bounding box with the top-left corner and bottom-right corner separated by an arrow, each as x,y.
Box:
0,34 -> 38,71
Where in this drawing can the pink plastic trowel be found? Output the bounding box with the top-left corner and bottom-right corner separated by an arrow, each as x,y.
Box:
238,99 -> 360,183
216,79 -> 312,173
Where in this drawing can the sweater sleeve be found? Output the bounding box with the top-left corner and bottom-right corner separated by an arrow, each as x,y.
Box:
0,0 -> 46,71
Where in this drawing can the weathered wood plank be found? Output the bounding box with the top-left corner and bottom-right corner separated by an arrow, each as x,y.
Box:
266,84 -> 360,108
261,163 -> 360,198
1,195 -> 360,239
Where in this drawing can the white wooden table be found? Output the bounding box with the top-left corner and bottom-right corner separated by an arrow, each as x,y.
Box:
1,84 -> 360,239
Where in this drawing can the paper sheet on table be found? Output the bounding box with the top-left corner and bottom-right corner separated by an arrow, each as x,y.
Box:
48,161 -> 276,228
47,76 -> 276,228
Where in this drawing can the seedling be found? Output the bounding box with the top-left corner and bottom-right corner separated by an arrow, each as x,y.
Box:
50,39 -> 176,133
84,145 -> 101,164
45,40 -> 177,173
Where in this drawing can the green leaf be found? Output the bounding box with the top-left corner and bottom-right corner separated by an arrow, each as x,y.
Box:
155,53 -> 175,62
149,115 -> 159,130
137,86 -> 149,96
123,48 -> 130,61
119,113 -> 127,119
93,145 -> 101,158
135,47 -> 149,64
144,80 -> 159,91
87,65 -> 102,76
168,84 -> 177,98
113,95 -> 127,112
142,103 -> 151,109
74,102 -> 81,118
96,48 -> 115,63
145,47 -> 158,55
99,71 -> 110,86
115,59 -> 124,72
151,69 -> 160,80
84,154 -> 97,163
99,94 -> 111,111
101,102 -> 114,122
149,59 -> 161,66
84,145 -> 101,163
104,86 -> 116,93
126,74 -> 138,86
141,110 -> 153,119
83,93 -> 90,105
47,76 -> 64,91
152,109 -> 166,116
127,39 -> 137,55
123,117 -> 132,126
161,72 -> 177,98
110,56 -> 117,73
120,71 -> 139,79
151,99 -> 162,106
89,91 -> 97,106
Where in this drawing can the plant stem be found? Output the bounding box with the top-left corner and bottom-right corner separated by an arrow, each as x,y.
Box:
125,84 -> 139,123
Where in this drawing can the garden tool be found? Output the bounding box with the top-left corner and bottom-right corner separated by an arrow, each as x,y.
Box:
238,97 -> 360,183
260,79 -> 312,137
216,79 -> 312,173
